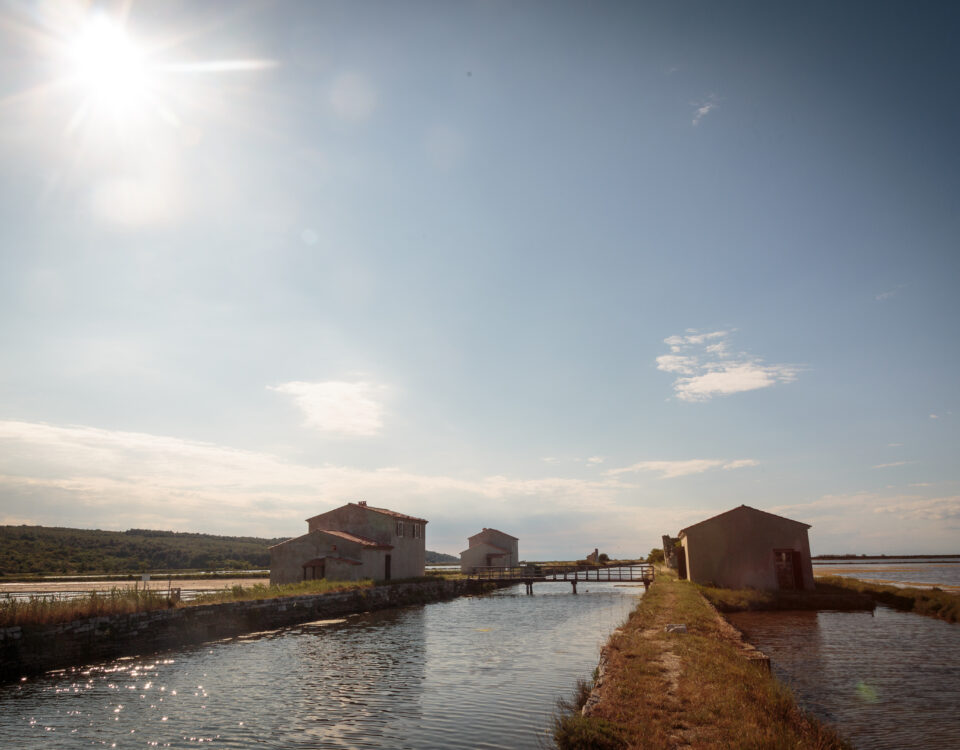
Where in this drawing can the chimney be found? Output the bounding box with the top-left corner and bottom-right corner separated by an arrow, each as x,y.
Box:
358,501 -> 367,506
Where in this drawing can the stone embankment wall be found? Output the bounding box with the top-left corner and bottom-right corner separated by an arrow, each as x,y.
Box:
1,579 -> 487,682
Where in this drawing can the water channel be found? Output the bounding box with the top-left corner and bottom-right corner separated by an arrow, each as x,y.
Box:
727,606 -> 960,749
812,558 -> 960,590
0,582 -> 641,749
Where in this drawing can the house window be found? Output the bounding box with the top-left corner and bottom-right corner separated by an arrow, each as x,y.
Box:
396,521 -> 404,537
412,524 -> 421,539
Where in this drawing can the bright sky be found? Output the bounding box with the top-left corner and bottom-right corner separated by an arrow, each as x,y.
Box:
0,1 -> 957,559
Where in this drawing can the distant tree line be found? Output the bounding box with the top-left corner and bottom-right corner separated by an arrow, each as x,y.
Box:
0,525 -> 460,575
425,550 -> 459,564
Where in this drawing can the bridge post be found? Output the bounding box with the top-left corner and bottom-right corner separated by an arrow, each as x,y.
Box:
570,580 -> 577,595
525,580 -> 533,595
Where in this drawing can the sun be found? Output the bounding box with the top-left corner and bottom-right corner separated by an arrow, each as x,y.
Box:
2,1 -> 279,157
67,15 -> 149,117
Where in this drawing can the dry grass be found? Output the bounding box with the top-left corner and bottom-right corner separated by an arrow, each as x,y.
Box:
815,575 -> 960,623
555,571 -> 850,749
0,587 -> 176,628
0,578 -> 377,628
188,578 -> 372,605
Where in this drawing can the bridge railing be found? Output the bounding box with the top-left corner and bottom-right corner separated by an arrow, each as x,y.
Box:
468,562 -> 655,582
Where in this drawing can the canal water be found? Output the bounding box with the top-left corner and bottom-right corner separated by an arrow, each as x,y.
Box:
0,582 -> 641,749
727,607 -> 960,749
812,558 -> 960,590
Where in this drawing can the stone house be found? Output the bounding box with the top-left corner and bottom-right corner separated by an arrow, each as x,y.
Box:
677,505 -> 815,590
269,501 -> 427,585
459,528 -> 519,573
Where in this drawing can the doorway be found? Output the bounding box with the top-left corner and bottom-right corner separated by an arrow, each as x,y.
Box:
303,560 -> 325,581
773,549 -> 802,590
384,554 -> 392,581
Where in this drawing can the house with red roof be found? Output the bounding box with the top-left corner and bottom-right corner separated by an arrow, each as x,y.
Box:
269,501 -> 427,584
460,527 -> 519,573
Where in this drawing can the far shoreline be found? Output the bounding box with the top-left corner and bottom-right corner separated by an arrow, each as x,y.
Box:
813,554 -> 960,561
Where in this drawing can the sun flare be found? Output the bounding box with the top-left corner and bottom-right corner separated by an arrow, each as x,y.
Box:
68,16 -> 148,114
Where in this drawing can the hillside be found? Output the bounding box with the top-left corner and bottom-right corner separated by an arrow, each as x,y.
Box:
0,525 -> 458,575
425,550 -> 459,564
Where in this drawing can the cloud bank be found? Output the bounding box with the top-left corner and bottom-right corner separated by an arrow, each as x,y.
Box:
0,420 -> 635,539
1,420 -> 952,556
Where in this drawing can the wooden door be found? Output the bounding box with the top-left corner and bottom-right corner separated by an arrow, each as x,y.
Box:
773,549 -> 797,590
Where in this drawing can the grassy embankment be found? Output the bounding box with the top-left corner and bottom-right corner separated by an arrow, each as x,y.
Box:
554,570 -> 849,750
698,576 -> 959,624
697,579 -> 874,614
0,578 -> 377,629
815,575 -> 959,623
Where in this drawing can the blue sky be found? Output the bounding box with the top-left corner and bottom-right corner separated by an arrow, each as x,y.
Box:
0,1 -> 957,558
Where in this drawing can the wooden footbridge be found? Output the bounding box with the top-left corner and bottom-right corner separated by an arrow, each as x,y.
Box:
467,562 -> 655,594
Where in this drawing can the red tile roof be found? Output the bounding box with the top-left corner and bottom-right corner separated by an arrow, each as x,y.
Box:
305,502 -> 428,525
678,504 -> 811,536
319,529 -> 394,549
350,502 -> 428,524
469,527 -> 518,541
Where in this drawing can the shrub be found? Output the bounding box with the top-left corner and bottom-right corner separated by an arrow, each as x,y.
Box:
554,715 -> 625,750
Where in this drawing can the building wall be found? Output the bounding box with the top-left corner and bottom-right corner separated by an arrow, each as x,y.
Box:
460,529 -> 519,572
270,530 -> 366,585
681,509 -> 814,590
272,503 -> 426,584
460,542 -> 506,572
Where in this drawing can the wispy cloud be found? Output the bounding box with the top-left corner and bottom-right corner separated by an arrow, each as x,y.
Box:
773,492 -> 960,536
872,496 -> 960,523
656,329 -> 800,402
607,458 -> 757,479
875,286 -> 903,301
872,460 -> 915,469
586,456 -> 605,465
268,380 -> 387,437
692,95 -> 719,126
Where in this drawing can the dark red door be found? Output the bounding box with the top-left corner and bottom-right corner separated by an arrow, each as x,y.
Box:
773,549 -> 797,590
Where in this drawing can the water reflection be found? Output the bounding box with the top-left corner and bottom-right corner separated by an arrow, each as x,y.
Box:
727,607 -> 960,749
0,583 -> 637,749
